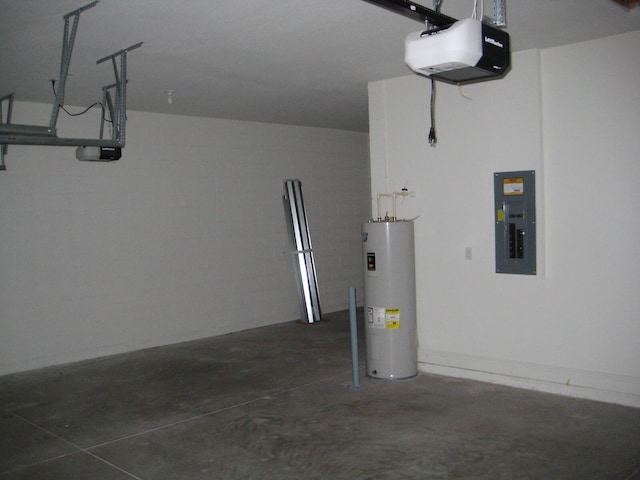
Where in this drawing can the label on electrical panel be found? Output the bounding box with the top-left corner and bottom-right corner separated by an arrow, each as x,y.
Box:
503,177 -> 525,195
385,308 -> 401,329
367,306 -> 386,329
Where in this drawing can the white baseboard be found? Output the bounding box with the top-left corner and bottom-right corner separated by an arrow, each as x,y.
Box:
419,349 -> 640,408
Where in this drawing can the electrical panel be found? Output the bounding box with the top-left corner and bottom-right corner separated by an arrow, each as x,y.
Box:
494,171 -> 536,275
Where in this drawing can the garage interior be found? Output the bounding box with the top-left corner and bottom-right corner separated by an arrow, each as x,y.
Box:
1,1 -> 639,478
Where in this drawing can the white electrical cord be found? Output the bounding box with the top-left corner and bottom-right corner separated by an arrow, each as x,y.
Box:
471,0 -> 484,20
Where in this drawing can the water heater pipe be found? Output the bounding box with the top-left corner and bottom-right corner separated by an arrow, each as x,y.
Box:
376,191 -> 412,221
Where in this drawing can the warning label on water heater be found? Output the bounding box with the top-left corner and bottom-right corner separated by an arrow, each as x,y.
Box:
367,307 -> 400,329
385,308 -> 401,329
367,307 -> 385,329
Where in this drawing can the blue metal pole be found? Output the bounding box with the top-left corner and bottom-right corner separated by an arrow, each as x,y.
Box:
349,287 -> 361,388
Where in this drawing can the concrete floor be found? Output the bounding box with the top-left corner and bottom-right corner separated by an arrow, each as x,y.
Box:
1,310 -> 639,480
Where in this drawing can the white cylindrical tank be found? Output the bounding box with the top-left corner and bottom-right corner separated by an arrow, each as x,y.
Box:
362,220 -> 417,379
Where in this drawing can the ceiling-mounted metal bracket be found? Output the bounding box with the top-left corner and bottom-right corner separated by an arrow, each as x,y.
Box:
0,1 -> 143,170
48,1 -> 99,130
485,0 -> 507,27
95,42 -> 143,146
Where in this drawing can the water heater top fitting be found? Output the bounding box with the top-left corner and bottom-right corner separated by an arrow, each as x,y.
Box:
376,191 -> 413,221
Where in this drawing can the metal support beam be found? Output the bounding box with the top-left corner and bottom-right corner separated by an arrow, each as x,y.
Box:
100,87 -> 115,141
0,93 -> 15,170
283,180 -> 322,324
96,42 -> 143,145
364,0 -> 508,29
0,135 -> 126,148
0,124 -> 56,137
362,0 -> 456,27
49,1 -> 99,130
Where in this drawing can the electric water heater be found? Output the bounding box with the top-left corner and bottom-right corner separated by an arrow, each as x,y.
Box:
362,220 -> 417,379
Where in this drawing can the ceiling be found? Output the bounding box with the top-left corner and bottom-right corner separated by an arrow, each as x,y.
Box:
1,0 -> 639,132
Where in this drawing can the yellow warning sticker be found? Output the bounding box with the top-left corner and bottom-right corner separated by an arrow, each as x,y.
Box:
385,308 -> 400,329
497,209 -> 505,222
503,177 -> 525,195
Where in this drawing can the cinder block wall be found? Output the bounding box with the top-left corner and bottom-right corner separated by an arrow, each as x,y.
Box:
0,103 -> 370,374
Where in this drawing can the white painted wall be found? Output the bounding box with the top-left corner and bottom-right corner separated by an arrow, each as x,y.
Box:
368,30 -> 640,407
0,103 -> 370,374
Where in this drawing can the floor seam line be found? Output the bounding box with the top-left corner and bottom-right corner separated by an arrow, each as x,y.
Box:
3,408 -> 144,479
4,407 -> 86,452
86,370 -> 351,451
623,464 -> 640,480
86,395 -> 277,450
